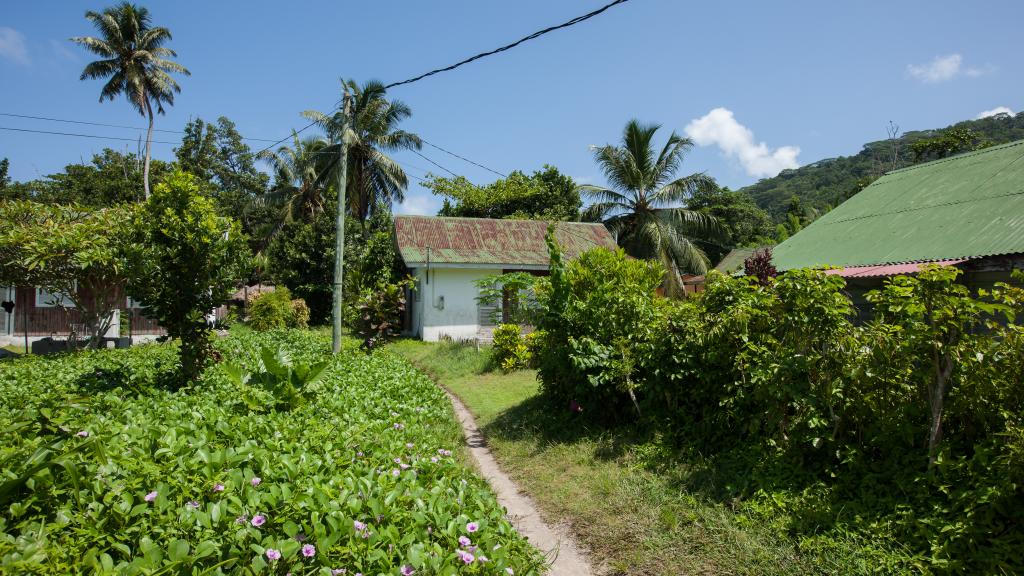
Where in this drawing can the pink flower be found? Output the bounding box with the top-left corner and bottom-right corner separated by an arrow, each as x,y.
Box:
265,548 -> 281,561
401,565 -> 415,576
458,536 -> 471,547
393,423 -> 404,430
405,443 -> 414,449
399,463 -> 410,470
506,569 -> 515,575
301,544 -> 316,558
76,430 -> 89,438
213,483 -> 225,492
458,550 -> 475,564
186,500 -> 200,509
353,520 -> 366,531
430,457 -> 439,463
478,555 -> 489,563
251,477 -> 262,486
331,570 -> 346,576
466,522 -> 479,533
144,491 -> 158,502
251,514 -> 266,527
391,469 -> 400,477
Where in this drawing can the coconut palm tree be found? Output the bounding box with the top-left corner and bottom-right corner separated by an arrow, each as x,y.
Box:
303,79 -> 422,227
581,120 -> 722,295
254,132 -> 331,240
71,2 -> 189,199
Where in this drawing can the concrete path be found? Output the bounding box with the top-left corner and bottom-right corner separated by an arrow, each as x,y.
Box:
441,387 -> 596,576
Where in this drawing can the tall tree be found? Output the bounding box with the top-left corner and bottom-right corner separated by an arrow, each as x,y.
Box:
71,2 -> 190,199
304,79 -> 422,226
581,120 -> 721,294
254,132 -> 331,243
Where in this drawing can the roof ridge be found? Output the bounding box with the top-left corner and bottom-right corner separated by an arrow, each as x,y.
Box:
393,214 -> 606,226
882,138 -> 1024,176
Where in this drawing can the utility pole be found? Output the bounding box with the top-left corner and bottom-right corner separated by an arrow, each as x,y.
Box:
331,90 -> 352,354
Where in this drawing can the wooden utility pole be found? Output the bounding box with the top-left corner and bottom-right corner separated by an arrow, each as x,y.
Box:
331,91 -> 352,354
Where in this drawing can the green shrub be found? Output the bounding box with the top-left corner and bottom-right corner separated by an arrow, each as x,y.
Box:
289,298 -> 310,329
124,170 -> 250,381
0,330 -> 544,574
535,227 -> 1024,572
248,287 -> 293,331
352,277 -> 415,351
535,230 -> 665,420
492,324 -> 530,372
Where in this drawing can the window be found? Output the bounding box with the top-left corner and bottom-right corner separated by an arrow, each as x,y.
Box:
126,296 -> 146,309
35,283 -> 76,308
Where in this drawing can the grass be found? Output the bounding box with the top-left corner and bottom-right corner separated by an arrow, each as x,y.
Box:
389,339 -> 856,576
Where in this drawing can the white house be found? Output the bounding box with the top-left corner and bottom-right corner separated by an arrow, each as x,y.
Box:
393,215 -> 617,341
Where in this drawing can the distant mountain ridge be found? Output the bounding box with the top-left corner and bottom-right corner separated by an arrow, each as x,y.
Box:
739,112 -> 1024,220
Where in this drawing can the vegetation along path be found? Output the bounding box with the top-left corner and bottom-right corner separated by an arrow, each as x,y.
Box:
397,344 -> 596,576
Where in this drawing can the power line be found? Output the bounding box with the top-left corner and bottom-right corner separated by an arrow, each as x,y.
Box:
411,149 -> 459,178
383,0 -> 630,89
0,125 -> 179,145
421,138 -> 507,178
0,112 -> 280,142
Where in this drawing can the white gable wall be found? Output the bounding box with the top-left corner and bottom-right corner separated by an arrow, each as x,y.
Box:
411,266 -> 501,341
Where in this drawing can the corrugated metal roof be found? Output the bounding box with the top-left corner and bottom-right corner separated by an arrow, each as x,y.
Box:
394,216 -> 617,266
823,259 -> 965,278
773,139 -> 1024,270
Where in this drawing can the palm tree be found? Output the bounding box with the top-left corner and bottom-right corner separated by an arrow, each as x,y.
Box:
71,2 -> 189,199
304,79 -> 422,227
254,132 -> 331,240
581,120 -> 722,295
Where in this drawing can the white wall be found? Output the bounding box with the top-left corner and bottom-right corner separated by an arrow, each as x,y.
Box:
415,267 -> 501,342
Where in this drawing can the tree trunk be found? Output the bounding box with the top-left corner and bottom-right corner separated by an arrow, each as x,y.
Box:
927,340 -> 955,468
143,99 -> 154,200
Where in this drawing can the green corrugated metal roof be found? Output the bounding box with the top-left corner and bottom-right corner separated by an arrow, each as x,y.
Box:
394,216 -> 617,266
773,139 -> 1024,270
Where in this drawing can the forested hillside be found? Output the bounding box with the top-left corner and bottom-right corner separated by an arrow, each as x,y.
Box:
741,111 -> 1024,219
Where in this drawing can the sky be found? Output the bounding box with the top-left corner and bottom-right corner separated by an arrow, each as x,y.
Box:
1,0 -> 1022,215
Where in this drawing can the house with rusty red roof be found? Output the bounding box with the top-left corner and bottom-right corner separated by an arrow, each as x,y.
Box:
394,215 -> 616,341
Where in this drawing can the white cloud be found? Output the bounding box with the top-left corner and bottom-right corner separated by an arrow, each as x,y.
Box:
907,54 -> 992,83
976,106 -> 1014,119
684,107 -> 800,178
0,27 -> 30,65
395,193 -> 438,216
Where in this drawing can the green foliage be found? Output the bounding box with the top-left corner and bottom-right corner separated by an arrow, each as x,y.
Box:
474,271 -> 544,326
535,239 -> 665,420
427,165 -> 581,220
0,149 -> 173,206
224,343 -> 327,412
581,119 -> 722,292
248,287 -> 302,331
0,201 -> 133,345
352,277 -> 416,351
534,232 -> 1024,572
491,324 -> 531,372
742,112 -> 1024,220
124,171 -> 250,381
0,330 -> 543,574
686,185 -> 774,262
909,127 -> 991,163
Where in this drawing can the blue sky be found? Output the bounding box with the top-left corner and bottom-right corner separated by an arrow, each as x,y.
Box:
1,1 -> 1021,215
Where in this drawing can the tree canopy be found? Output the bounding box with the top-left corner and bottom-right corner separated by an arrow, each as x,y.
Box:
425,165 -> 580,220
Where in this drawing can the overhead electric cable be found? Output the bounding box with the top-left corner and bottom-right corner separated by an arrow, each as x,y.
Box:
411,150 -> 460,178
0,125 -> 178,145
0,112 -> 280,142
383,0 -> 630,89
420,138 -> 506,178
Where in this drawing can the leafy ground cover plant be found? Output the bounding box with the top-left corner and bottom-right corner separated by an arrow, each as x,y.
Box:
0,330 -> 543,574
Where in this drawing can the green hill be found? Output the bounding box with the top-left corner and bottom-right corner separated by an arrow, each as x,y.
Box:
740,112 -> 1024,220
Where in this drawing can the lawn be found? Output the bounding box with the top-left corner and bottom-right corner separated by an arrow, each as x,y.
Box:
0,330 -> 543,575
391,339 -> 882,576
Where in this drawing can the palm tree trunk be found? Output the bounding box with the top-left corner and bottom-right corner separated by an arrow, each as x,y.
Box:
143,99 -> 154,200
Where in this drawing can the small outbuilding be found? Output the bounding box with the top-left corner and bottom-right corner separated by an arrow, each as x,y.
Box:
394,215 -> 617,341
772,139 -> 1024,313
